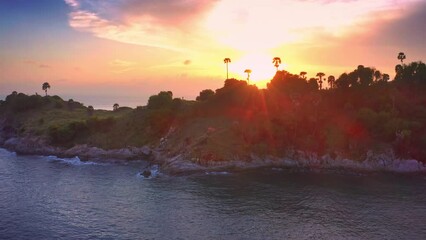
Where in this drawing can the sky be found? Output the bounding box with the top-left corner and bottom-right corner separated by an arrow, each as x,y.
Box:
1,0 -> 425,108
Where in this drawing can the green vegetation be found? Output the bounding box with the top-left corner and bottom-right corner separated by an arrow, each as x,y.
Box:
1,60 -> 426,164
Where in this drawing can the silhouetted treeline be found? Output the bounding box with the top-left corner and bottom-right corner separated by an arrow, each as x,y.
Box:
189,62 -> 426,161
1,61 -> 425,161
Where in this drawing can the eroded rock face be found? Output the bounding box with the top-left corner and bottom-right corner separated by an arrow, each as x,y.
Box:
0,134 -> 423,173
4,137 -> 59,156
157,149 -> 426,174
106,148 -> 134,159
64,145 -> 152,160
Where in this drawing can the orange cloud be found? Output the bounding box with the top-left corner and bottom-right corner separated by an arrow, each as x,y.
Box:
65,0 -> 423,53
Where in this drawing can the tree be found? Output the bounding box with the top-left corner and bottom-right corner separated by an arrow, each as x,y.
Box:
113,103 -> 119,111
308,78 -> 319,90
244,69 -> 252,84
68,99 -> 75,111
335,73 -> 350,89
147,91 -> 173,109
356,65 -> 374,86
374,70 -> 382,82
42,82 -> 50,96
327,75 -> 335,89
272,57 -> 281,71
87,105 -> 94,116
382,74 -> 390,82
300,71 -> 307,79
316,72 -> 325,90
394,61 -> 426,83
224,58 -> 231,79
398,52 -> 406,63
196,89 -> 215,101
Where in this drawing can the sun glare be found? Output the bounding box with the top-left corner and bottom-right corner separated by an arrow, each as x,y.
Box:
231,52 -> 278,87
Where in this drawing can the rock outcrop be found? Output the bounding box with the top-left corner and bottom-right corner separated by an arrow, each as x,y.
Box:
0,131 -> 424,174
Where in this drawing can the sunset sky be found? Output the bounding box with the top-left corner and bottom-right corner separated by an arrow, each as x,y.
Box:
1,0 -> 425,108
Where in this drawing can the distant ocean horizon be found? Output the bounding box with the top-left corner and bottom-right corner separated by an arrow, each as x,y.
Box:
0,93 -> 196,110
0,94 -> 144,110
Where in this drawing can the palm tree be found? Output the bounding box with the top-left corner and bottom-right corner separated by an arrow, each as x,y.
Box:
224,58 -> 231,79
327,75 -> 335,89
113,103 -> 119,111
397,52 -> 406,63
316,72 -> 325,90
42,82 -> 50,96
272,57 -> 281,71
244,69 -> 252,84
300,71 -> 307,79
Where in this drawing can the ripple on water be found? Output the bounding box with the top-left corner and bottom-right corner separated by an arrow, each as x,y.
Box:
0,148 -> 425,239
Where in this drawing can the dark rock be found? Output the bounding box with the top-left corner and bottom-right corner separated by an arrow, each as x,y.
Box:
141,170 -> 151,178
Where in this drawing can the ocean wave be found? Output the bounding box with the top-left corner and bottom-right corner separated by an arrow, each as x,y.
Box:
46,155 -> 103,166
0,148 -> 17,158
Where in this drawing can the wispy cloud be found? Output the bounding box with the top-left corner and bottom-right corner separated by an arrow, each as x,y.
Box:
64,0 -> 79,8
23,60 -> 51,69
64,0 -> 424,52
109,59 -> 137,73
64,0 -> 217,51
39,64 -> 50,69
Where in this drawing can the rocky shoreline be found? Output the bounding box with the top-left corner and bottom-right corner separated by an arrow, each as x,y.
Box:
1,135 -> 425,174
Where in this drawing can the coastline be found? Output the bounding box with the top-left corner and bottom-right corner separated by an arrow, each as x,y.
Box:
1,135 -> 425,174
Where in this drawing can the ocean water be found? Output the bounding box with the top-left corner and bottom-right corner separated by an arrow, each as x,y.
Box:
0,148 -> 425,239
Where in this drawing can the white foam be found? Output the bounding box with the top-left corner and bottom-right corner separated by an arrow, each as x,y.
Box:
46,155 -> 102,166
0,148 -> 17,158
137,165 -> 160,179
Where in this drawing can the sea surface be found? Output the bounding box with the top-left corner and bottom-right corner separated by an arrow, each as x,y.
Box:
0,148 -> 425,240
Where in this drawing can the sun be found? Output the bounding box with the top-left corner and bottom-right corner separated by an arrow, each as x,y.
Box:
231,52 -> 279,88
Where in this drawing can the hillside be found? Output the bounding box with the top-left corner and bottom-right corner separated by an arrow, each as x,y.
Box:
1,62 -> 426,172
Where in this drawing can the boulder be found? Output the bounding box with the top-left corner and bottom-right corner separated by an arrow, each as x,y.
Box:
64,145 -> 107,159
4,137 -> 19,149
140,146 -> 152,156
106,148 -> 135,159
141,170 -> 152,178
128,146 -> 152,156
390,159 -> 426,173
86,147 -> 107,158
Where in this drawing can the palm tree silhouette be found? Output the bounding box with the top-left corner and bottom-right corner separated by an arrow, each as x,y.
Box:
316,72 -> 325,90
327,75 -> 335,89
272,57 -> 281,71
42,82 -> 50,96
244,69 -> 252,84
300,71 -> 307,79
397,52 -> 406,63
113,103 -> 119,111
224,58 -> 231,79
